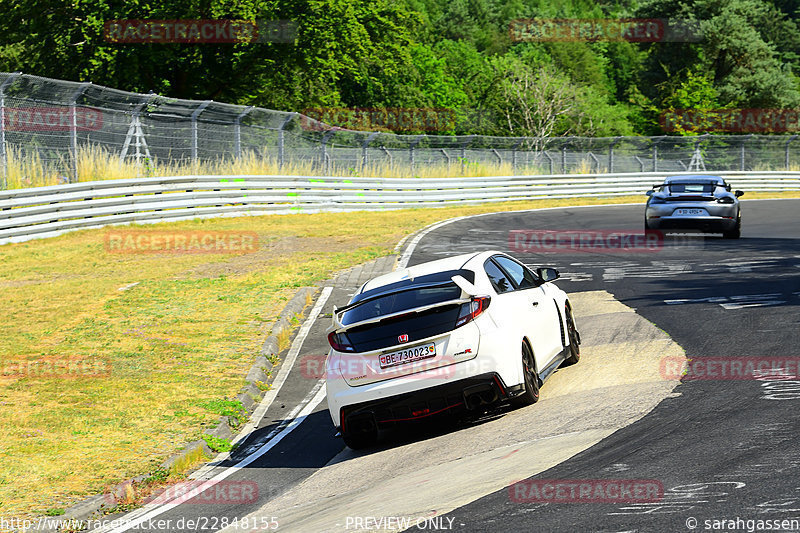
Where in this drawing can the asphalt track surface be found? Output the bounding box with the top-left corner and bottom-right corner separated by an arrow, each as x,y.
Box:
98,199 -> 800,533
410,199 -> 800,532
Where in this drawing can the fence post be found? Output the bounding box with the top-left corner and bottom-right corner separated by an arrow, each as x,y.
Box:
234,106 -> 254,159
511,139 -> 523,175
491,148 -> 502,166
409,135 -> 424,175
786,135 -> 798,170
68,82 -> 91,183
589,152 -> 599,173
543,151 -> 554,174
278,113 -> 296,170
561,144 -> 567,173
361,132 -> 379,171
0,72 -> 21,189
460,136 -> 474,174
381,146 -> 393,171
321,129 -> 336,174
652,140 -> 659,172
190,100 -> 212,165
740,134 -> 753,171
608,137 -> 621,173
440,148 -> 451,172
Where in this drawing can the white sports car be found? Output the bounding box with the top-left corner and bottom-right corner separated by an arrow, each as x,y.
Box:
325,251 -> 580,449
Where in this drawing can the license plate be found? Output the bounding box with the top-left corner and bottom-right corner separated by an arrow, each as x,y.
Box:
673,208 -> 706,216
379,343 -> 436,369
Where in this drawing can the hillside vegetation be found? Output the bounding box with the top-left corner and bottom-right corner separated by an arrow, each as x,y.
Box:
2,0 -> 800,136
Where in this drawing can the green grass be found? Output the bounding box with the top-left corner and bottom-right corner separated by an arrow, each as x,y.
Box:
200,435 -> 235,453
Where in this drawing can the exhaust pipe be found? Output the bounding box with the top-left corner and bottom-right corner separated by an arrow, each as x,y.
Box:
463,384 -> 498,410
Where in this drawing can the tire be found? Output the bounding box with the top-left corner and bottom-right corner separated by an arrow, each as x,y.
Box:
723,212 -> 741,239
511,341 -> 540,407
562,304 -> 581,366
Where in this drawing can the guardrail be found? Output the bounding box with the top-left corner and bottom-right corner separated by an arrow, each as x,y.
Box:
1,171 -> 799,244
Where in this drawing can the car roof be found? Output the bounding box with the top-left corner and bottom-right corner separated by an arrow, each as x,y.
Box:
358,250 -> 499,293
663,175 -> 725,184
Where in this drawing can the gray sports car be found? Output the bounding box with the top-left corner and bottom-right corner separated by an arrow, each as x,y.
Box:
645,175 -> 744,239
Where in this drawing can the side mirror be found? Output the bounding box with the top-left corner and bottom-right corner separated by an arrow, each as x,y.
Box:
646,190 -> 653,196
734,190 -> 744,197
537,267 -> 560,283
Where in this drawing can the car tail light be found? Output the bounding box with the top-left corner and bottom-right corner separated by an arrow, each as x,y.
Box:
455,296 -> 490,328
716,196 -> 735,204
328,331 -> 355,352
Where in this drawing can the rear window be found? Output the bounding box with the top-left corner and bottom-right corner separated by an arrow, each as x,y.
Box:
340,283 -> 463,326
663,181 -> 721,194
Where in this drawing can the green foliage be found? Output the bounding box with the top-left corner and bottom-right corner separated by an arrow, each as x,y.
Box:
2,0 -> 800,135
201,434 -> 235,452
637,0 -> 800,111
196,398 -> 247,427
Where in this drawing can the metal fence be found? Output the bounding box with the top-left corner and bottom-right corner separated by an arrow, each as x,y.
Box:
2,72 -> 800,189
1,171 -> 798,244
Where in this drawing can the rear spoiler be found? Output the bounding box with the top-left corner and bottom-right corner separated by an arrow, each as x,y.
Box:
330,274 -> 480,331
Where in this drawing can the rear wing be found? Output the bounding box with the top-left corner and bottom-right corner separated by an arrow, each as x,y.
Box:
330,275 -> 480,331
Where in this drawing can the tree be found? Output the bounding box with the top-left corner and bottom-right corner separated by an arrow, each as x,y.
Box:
636,0 -> 800,112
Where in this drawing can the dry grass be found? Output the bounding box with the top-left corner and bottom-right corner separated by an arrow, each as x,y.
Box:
5,144 -> 800,190
752,162 -> 800,172
4,144 -> 547,189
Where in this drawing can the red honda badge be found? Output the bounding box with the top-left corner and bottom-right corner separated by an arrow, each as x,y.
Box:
398,334 -> 409,343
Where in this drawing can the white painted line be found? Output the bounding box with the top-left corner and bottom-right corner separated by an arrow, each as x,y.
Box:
92,288 -> 333,533
189,287 -> 332,480
96,384 -> 328,533
395,203 -> 639,270
233,286 -> 332,444
396,216 -> 469,269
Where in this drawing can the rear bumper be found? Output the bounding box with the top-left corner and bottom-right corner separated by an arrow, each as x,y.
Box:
647,216 -> 737,233
338,372 -> 516,432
